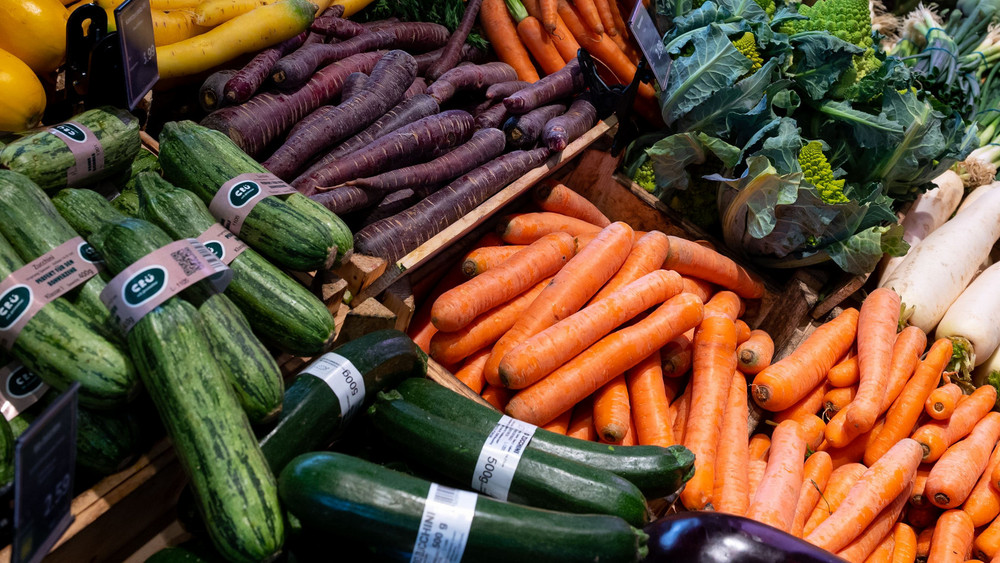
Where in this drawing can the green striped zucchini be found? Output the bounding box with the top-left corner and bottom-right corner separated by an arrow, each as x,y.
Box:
0,234 -> 138,409
92,219 -> 283,562
8,414 -> 28,439
111,187 -> 140,216
132,172 -> 334,356
280,452 -> 648,563
52,187 -> 129,239
158,120 -> 352,271
129,148 -> 160,179
0,107 -> 141,191
0,414 -> 12,488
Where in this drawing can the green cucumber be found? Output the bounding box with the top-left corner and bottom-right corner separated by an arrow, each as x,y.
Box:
258,329 -> 426,474
395,378 -> 695,499
92,219 -> 283,562
52,187 -> 129,239
0,234 -> 138,409
369,391 -> 650,527
0,107 -> 141,192
132,172 -> 334,356
0,414 -> 12,488
280,452 -> 648,563
158,121 -> 352,271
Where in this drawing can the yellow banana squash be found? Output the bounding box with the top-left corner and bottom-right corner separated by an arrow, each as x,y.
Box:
0,0 -> 70,74
0,49 -> 47,133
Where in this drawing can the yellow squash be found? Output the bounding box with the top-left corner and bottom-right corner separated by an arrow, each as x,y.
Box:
150,0 -> 202,8
332,0 -> 373,17
154,10 -> 213,46
0,49 -> 47,133
193,0 -> 280,27
0,0 -> 70,74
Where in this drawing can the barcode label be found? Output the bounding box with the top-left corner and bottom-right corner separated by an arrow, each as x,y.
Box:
299,353 -> 365,424
410,484 -> 477,563
471,415 -> 537,501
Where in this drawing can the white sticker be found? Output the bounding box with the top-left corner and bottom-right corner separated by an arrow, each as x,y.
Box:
471,415 -> 537,501
411,483 -> 477,563
300,353 -> 366,423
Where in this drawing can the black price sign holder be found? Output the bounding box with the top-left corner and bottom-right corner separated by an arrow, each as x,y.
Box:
11,383 -> 78,563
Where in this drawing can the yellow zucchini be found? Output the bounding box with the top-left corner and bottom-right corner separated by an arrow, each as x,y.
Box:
332,0 -> 374,17
156,0 -> 313,79
154,10 -> 213,46
0,0 -> 69,74
0,49 -> 46,133
150,0 -> 202,9
193,0 -> 279,27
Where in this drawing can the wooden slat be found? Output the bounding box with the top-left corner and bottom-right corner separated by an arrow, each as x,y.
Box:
425,358 -> 498,411
333,254 -> 387,299
381,277 -> 415,333
334,298 -> 397,345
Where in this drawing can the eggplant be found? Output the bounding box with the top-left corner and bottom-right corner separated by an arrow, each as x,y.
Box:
644,512 -> 848,563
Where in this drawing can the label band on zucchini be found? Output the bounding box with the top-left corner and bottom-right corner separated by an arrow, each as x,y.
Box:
209,173 -> 298,235
300,353 -> 366,423
0,361 -> 47,420
412,483 -> 477,563
195,224 -> 248,265
48,121 -> 106,187
473,415 -> 536,501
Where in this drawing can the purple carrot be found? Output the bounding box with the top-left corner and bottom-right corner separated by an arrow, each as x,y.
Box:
424,0 -> 485,81
272,23 -> 449,90
223,33 -> 307,104
340,71 -> 369,101
353,147 -> 552,262
504,58 -> 583,115
201,51 -> 385,158
295,109 -> 476,194
325,93 -> 439,159
363,17 -> 400,30
475,103 -> 509,129
542,96 -> 596,151
199,69 -> 238,112
424,62 -> 518,104
415,44 -> 488,76
486,80 -> 531,100
344,188 -> 421,230
404,77 -> 428,98
311,16 -> 365,38
346,127 -> 505,194
263,50 -> 416,180
504,103 -> 566,149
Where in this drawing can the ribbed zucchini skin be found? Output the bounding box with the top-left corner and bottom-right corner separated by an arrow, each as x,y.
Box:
280,452 -> 648,563
129,148 -> 160,179
0,107 -> 141,191
0,235 -> 138,409
111,187 -> 140,216
133,172 -> 334,356
158,121 -> 352,271
52,188 -> 129,239
0,415 -> 12,487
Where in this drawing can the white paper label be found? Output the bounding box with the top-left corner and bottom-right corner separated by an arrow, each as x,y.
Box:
411,483 -> 477,563
471,415 -> 537,501
300,353 -> 366,423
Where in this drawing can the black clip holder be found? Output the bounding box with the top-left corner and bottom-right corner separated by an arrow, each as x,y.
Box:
62,4 -> 130,117
577,48 -> 655,156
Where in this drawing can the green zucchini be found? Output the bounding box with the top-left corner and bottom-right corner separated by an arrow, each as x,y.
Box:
0,234 -> 138,409
0,414 -> 12,488
52,187 -> 129,239
8,414 -> 29,439
158,120 -> 352,271
258,329 -> 426,474
92,219 -> 283,562
369,391 -> 650,526
0,107 -> 141,192
111,187 -> 140,216
280,452 -> 648,563
394,378 -> 695,499
129,148 -> 160,179
132,172 -> 334,356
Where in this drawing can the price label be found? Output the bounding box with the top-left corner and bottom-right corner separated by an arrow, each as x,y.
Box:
115,0 -> 158,110
12,383 -> 77,563
629,1 -> 671,90
300,353 -> 366,424
471,415 -> 537,501
410,484 -> 477,563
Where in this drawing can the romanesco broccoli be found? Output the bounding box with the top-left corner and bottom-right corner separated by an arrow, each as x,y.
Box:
780,0 -> 873,48
754,0 -> 776,16
634,160 -> 656,193
799,141 -> 849,203
732,32 -> 764,75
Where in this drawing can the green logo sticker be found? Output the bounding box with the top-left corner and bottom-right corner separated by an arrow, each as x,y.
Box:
7,365 -> 42,398
0,286 -> 31,330
204,241 -> 225,262
53,123 -> 87,143
228,181 -> 260,208
123,266 -> 168,306
78,242 -> 102,263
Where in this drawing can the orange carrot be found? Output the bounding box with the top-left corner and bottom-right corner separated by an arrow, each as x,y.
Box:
661,328 -> 694,377
911,464 -> 933,507
797,414 -> 827,451
961,441 -> 1000,527
712,370 -> 750,516
703,290 -> 743,321
461,245 -> 527,277
911,385 -> 997,462
541,407 -> 572,434
453,348 -> 492,394
837,485 -> 912,563
747,420 -> 807,532
829,355 -> 860,388
430,277 -> 551,365
521,0 -> 580,61
589,231 -> 670,304
775,380 -> 829,424
594,374 -> 630,443
482,384 -> 512,411
593,0 -> 616,35
866,534 -> 896,563
805,438 -> 923,553
846,288 -> 901,433
885,326 -> 929,405
825,423 -> 879,469
680,316 -> 738,510
409,267 -> 468,353
482,0 -> 541,82
976,515 -> 1000,560
664,236 -> 766,299
791,451 -> 834,537
566,395 -> 596,441
681,276 -> 715,302
533,181 -> 611,227
747,459 -> 768,503
864,339 -> 953,467
906,503 -> 940,529
486,222 -> 634,386
497,269 -> 683,388
927,510 -> 974,563
749,433 -> 771,461
505,292 -> 704,425
735,319 -> 752,345
824,402 -> 860,448
573,0 -> 604,33
803,463 -> 869,536
925,383 -> 963,420
925,412 -> 1000,509
752,308 -> 860,412
825,386 -> 858,418
917,528 -> 935,560
498,211 -> 603,244
540,0 -> 558,32
626,350 -> 673,447
621,415 -> 637,445
891,523 -> 917,563
517,16 -> 567,74
432,232 -> 576,332
670,385 -> 691,444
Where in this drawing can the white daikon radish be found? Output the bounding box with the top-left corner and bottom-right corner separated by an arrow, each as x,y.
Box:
879,182 -> 1000,333
879,170 -> 965,283
956,182 -> 999,215
974,345 -> 1000,391
936,261 -> 1000,375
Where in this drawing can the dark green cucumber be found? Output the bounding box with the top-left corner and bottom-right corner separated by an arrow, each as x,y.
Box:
133,172 -> 334,356
0,107 -> 141,192
0,234 -> 138,409
258,329 -> 426,474
93,220 -> 283,562
0,414 -> 12,487
395,378 -> 695,499
52,187 -> 129,239
96,218 -> 283,424
280,452 -> 648,563
158,121 -> 352,271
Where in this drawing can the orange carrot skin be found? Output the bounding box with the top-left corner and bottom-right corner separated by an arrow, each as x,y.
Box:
482,0 -> 541,81
917,528 -> 935,560
912,385 -> 997,463
906,503 -> 940,529
499,211 -> 603,245
885,326 -> 929,406
566,395 -> 596,441
961,441 -> 1000,527
593,374 -> 630,443
806,438 -> 924,553
836,484 -> 912,563
747,459 -> 768,504
891,523 -> 917,563
573,0 -> 605,33
521,0 -> 580,61
825,422 -> 879,470
927,510 -> 975,563
589,230 -> 670,304
825,386 -> 858,418
753,308 -> 860,412
975,515 -> 1000,560
911,464 -> 933,507
925,383 -> 963,421
737,329 -> 774,375
681,276 -> 715,302
791,451 -> 834,537
829,355 -> 860,388
541,0 -> 558,32
541,407 -> 572,434
409,267 -> 468,353
776,381 -> 829,424
747,420 -> 807,532
661,329 -> 694,377
797,414 -> 827,451
670,386 -> 691,445
713,369 -> 751,516
865,534 -> 896,563
626,350 -> 673,447
681,316 -> 738,510
482,384 -> 512,411
847,288 -> 901,433
664,236 -> 766,299
925,412 -> 1000,509
517,16 -> 567,75
505,292 -> 704,425
461,245 -> 527,277
749,433 -> 771,461
703,290 -> 743,322
593,0 -> 616,35
453,348 -> 492,394
620,415 -> 637,445
734,319 -> 752,344
534,181 -> 611,227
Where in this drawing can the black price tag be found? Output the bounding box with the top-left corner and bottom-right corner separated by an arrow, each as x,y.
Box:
629,2 -> 671,91
115,0 -> 158,110
12,383 -> 77,563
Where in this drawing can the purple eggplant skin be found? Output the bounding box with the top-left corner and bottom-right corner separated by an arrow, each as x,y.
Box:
643,512 -> 848,563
